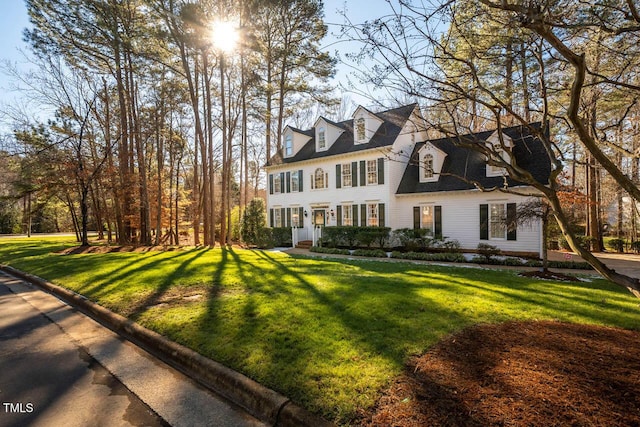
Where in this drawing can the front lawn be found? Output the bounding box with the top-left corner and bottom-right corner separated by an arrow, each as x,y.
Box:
1,236 -> 638,424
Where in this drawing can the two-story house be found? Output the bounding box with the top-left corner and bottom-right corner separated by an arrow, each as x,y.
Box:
265,104 -> 551,256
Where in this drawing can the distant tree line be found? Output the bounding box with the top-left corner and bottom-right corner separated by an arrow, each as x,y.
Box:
1,0 -> 337,245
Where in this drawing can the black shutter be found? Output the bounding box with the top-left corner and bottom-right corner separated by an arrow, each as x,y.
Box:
434,205 -> 442,239
336,164 -> 342,189
352,204 -> 358,226
413,206 -> 420,229
298,170 -> 303,191
377,158 -> 384,185
352,161 -> 358,186
379,203 -> 385,227
280,208 -> 285,227
286,208 -> 291,227
280,172 -> 285,193
480,204 -> 489,240
269,209 -> 274,227
269,174 -> 274,194
360,160 -> 366,186
299,207 -> 304,227
507,203 -> 517,241
286,172 -> 291,193
336,205 -> 342,226
361,204 -> 367,226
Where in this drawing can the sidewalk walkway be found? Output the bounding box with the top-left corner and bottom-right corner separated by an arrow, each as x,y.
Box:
0,271 -> 267,427
285,248 -> 640,280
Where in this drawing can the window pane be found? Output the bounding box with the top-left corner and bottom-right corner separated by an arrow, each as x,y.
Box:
274,209 -> 282,227
368,203 -> 378,226
274,175 -> 281,193
356,118 -> 365,141
490,203 -> 506,239
342,163 -> 352,187
422,206 -> 434,235
291,171 -> 299,192
285,135 -> 293,156
423,154 -> 434,179
318,128 -> 326,149
342,204 -> 352,226
367,160 -> 377,185
314,168 -> 325,189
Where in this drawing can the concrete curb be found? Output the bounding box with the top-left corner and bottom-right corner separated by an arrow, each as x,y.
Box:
0,265 -> 333,427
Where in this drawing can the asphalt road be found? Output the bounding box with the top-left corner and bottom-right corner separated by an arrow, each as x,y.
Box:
0,272 -> 267,427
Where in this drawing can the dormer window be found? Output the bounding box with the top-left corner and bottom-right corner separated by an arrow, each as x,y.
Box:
423,154 -> 434,179
356,118 -> 366,142
485,131 -> 513,177
284,134 -> 293,157
419,143 -> 446,183
318,127 -> 326,150
352,106 -> 383,145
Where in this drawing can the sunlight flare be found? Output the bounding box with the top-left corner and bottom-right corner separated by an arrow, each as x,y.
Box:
210,20 -> 239,54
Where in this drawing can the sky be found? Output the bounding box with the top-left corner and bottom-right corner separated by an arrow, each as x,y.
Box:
0,1 -> 393,129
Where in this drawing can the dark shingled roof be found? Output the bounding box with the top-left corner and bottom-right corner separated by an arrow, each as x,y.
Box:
396,123 -> 551,194
266,104 -> 417,166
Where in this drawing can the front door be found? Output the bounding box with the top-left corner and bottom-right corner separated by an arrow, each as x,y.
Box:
314,209 -> 326,226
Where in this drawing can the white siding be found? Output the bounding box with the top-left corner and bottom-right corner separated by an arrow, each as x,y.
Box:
395,190 -> 542,255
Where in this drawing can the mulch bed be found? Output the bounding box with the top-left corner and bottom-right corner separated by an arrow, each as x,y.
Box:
358,321 -> 640,426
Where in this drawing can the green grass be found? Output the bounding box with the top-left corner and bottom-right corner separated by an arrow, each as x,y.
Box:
1,236 -> 639,424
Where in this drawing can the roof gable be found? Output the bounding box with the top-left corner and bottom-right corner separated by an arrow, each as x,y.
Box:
266,104 -> 418,167
396,123 -> 551,194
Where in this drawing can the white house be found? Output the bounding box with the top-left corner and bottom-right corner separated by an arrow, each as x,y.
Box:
265,104 -> 551,256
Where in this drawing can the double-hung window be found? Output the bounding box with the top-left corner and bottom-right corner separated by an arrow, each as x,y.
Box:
423,154 -> 434,179
318,127 -> 326,150
285,135 -> 293,157
274,209 -> 282,227
291,171 -> 299,192
342,163 -> 352,187
366,160 -> 378,185
421,206 -> 434,236
490,203 -> 507,239
367,203 -> 379,226
274,174 -> 281,193
356,118 -> 366,142
342,204 -> 353,226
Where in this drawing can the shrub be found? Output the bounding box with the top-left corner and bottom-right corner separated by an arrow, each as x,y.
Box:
437,238 -> 461,252
608,238 -> 625,253
310,246 -> 350,255
321,226 -> 390,249
271,227 -> 292,247
255,228 -> 274,249
355,227 -> 391,248
241,198 -> 267,246
476,243 -> 501,262
632,241 -> 640,254
352,249 -> 388,258
392,228 -> 431,251
321,226 -> 360,248
390,251 -> 466,262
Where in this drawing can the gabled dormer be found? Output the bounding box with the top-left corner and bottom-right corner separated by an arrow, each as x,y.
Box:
352,106 -> 384,145
419,142 -> 447,183
485,130 -> 513,177
313,117 -> 344,152
283,126 -> 312,159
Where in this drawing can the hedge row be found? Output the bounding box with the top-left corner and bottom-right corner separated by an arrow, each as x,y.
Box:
390,251 -> 466,262
320,226 -> 391,249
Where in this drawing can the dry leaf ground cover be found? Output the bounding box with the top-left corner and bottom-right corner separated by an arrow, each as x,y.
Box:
1,236 -> 639,425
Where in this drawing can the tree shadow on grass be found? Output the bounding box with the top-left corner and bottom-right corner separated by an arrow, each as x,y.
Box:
203,250 -> 470,421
